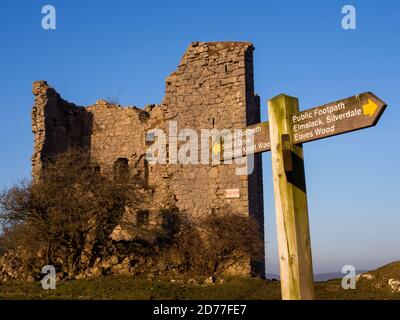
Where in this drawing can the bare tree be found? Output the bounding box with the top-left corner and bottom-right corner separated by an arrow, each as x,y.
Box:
0,148 -> 149,278
167,209 -> 264,276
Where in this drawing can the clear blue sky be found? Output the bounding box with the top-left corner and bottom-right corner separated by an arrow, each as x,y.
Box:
0,0 -> 399,274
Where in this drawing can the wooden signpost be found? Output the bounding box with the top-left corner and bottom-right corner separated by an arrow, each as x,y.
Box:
268,95 -> 315,300
232,92 -> 386,300
228,92 -> 386,156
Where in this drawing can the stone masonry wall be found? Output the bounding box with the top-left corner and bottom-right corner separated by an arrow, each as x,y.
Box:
32,81 -> 91,179
86,101 -> 149,176
31,42 -> 265,277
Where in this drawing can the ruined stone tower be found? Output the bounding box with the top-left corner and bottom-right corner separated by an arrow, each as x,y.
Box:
32,42 -> 265,277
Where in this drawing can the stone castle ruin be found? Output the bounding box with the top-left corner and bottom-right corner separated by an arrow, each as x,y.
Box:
31,41 -> 265,277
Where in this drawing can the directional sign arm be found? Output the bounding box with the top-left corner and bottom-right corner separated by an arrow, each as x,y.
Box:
291,92 -> 387,144
228,92 -> 386,159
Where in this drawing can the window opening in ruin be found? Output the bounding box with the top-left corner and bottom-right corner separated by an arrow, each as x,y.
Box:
92,164 -> 101,174
144,159 -> 149,184
113,158 -> 129,183
137,210 -> 150,227
146,132 -> 155,146
161,208 -> 179,233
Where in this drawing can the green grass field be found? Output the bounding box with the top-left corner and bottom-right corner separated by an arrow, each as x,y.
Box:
1,275 -> 399,300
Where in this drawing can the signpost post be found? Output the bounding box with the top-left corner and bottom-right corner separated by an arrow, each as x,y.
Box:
231,91 -> 386,300
268,94 -> 314,300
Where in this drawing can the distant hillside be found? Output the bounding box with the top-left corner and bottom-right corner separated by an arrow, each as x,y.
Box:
266,273 -> 280,280
315,261 -> 400,300
355,261 -> 400,296
267,271 -> 367,282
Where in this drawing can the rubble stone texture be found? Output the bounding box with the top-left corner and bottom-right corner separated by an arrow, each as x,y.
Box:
31,41 -> 265,277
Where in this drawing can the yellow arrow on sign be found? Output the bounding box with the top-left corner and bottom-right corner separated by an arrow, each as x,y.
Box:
362,99 -> 378,117
212,142 -> 221,154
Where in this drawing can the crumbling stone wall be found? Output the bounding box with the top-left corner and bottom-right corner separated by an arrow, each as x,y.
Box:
32,81 -> 91,179
86,101 -> 149,178
31,41 -> 265,277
